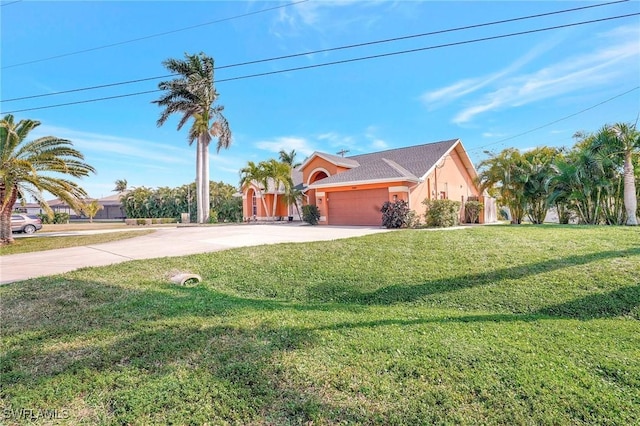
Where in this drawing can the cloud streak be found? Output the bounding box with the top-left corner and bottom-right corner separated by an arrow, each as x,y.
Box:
422,23 -> 640,125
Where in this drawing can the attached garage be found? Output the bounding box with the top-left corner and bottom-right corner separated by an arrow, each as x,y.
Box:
327,188 -> 387,226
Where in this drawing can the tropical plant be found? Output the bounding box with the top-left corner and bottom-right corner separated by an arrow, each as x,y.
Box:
464,200 -> 483,224
153,52 -> 232,224
113,179 -> 128,192
279,149 -> 302,168
380,200 -> 410,228
477,148 -> 528,224
521,147 -> 560,224
603,122 -> 639,225
0,115 -> 95,245
80,200 -> 103,223
302,204 -> 321,225
240,161 -> 270,220
264,159 -> 292,221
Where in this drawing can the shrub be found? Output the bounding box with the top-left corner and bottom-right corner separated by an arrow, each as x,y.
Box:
422,199 -> 462,227
464,200 -> 483,223
380,200 -> 411,229
37,212 -> 70,224
302,205 -> 321,225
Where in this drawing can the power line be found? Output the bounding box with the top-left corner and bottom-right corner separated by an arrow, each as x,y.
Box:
468,86 -> 640,154
2,12 -> 638,115
0,0 -> 22,6
1,0 -> 309,70
2,0 -> 629,103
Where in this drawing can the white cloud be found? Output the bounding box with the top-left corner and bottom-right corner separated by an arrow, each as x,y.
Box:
255,136 -> 316,156
421,39 -> 556,106
452,23 -> 640,124
32,125 -> 192,166
371,139 -> 388,149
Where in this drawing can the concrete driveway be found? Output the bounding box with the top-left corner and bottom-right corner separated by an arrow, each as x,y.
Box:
0,224 -> 390,284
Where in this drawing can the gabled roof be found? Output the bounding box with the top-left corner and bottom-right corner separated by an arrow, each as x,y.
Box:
299,151 -> 360,170
308,139 -> 461,188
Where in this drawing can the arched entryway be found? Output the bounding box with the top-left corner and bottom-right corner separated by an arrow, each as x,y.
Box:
307,170 -> 329,205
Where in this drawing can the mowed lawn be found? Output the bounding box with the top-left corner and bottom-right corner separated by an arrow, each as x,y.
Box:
1,226 -> 638,425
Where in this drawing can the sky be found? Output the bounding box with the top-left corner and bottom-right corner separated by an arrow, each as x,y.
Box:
1,0 -> 639,199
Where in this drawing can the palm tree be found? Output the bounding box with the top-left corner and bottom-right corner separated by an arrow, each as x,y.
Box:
0,114 -> 95,245
153,52 -> 232,224
240,161 -> 270,220
608,122 -> 639,225
264,159 -> 292,221
113,179 -> 128,192
279,149 -> 302,168
80,199 -> 103,223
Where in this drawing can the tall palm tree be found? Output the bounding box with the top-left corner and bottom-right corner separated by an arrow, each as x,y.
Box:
0,114 -> 95,245
608,122 -> 639,225
279,149 -> 302,168
153,52 -> 232,224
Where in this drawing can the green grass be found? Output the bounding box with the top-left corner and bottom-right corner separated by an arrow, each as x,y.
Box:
0,230 -> 156,255
1,225 -> 639,425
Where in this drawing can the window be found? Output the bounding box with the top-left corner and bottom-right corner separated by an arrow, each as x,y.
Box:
252,192 -> 257,216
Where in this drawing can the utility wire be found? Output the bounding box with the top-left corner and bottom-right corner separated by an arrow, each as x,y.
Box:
2,0 -> 630,103
2,12 -> 638,115
467,86 -> 640,154
0,0 -> 22,6
1,0 -> 309,69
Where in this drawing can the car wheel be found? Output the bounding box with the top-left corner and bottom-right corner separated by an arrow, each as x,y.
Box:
23,224 -> 37,234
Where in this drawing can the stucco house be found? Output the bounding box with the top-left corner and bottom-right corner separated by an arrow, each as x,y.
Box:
242,139 -> 496,226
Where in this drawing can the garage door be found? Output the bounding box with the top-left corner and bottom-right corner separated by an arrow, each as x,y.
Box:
327,188 -> 388,226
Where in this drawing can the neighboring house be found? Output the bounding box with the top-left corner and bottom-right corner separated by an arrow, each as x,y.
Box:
12,193 -> 127,220
242,139 -> 496,226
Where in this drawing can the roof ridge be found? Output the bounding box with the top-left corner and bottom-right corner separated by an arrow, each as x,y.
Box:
381,158 -> 417,179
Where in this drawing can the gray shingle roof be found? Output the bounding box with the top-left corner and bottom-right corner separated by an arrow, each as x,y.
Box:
309,139 -> 459,187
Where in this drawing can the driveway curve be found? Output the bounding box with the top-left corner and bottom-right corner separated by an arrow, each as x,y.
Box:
0,224 -> 390,284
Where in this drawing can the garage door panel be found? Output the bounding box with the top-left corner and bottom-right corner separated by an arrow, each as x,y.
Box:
328,188 -> 387,226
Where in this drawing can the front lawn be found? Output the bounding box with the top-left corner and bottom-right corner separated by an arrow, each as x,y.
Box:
1,225 -> 638,424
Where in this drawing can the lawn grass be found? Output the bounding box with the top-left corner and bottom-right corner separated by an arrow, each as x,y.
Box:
1,225 -> 638,425
0,230 -> 156,256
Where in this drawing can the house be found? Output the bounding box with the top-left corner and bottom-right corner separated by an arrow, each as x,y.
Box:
242,139 -> 496,226
12,193 -> 127,220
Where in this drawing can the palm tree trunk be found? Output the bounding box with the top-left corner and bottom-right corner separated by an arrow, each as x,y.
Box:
0,185 -> 17,245
196,140 -> 203,223
623,150 -> 638,225
202,139 -> 211,223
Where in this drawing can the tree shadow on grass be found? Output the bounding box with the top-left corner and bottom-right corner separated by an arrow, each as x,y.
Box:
306,247 -> 639,305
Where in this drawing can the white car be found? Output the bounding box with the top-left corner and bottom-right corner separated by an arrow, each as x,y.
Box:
11,214 -> 43,234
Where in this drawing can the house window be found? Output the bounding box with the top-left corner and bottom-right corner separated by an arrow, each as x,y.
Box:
252,192 -> 257,216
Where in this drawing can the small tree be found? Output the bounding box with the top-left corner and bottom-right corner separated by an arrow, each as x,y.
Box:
302,204 -> 321,225
80,200 -> 104,223
464,200 -> 483,223
380,200 -> 410,228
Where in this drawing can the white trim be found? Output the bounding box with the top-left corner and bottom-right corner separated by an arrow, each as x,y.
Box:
388,186 -> 409,192
306,167 -> 332,185
316,191 -> 325,197
299,152 -> 358,170
319,216 -> 327,221
309,177 -> 418,190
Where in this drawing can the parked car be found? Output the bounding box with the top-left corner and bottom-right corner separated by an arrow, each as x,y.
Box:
11,214 -> 43,234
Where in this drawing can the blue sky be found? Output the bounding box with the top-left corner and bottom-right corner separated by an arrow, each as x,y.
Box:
1,0 -> 639,199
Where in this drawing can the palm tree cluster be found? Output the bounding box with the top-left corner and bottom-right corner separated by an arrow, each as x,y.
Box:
153,52 -> 232,224
478,122 -> 639,226
239,149 -> 303,221
1,114 -> 95,245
